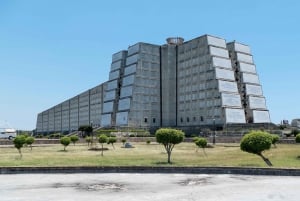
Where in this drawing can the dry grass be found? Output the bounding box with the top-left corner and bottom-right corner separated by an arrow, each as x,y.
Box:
0,142 -> 299,168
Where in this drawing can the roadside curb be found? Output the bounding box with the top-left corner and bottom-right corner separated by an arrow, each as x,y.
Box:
1,166 -> 300,176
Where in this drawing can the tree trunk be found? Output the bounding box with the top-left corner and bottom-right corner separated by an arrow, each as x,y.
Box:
18,149 -> 22,158
259,153 -> 273,166
167,151 -> 171,164
101,144 -> 103,156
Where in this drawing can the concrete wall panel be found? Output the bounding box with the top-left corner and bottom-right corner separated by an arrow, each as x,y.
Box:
225,108 -> 246,123
253,110 -> 271,123
242,73 -> 260,84
248,96 -> 267,109
126,54 -> 139,66
104,90 -> 116,101
237,53 -> 253,63
112,51 -> 126,62
218,80 -> 238,93
212,57 -> 232,69
128,43 -> 140,56
122,74 -> 135,86
234,43 -> 251,54
221,93 -> 242,107
239,62 -> 256,73
103,101 -> 114,113
245,84 -> 263,96
109,70 -> 120,80
120,86 -> 133,98
209,46 -> 229,58
106,80 -> 118,90
116,112 -> 128,125
215,68 -> 235,81
207,35 -> 226,48
118,98 -> 131,111
101,114 -> 111,127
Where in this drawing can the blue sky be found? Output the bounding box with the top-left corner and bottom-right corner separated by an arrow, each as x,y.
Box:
0,0 -> 299,130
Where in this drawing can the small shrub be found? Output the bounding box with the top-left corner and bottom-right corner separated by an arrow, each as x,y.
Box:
195,137 -> 207,156
60,136 -> 71,151
155,128 -> 185,164
13,135 -> 27,158
25,136 -> 35,150
240,130 -> 273,166
271,134 -> 280,148
107,137 -> 117,149
192,137 -> 200,143
121,139 -> 126,145
146,140 -> 151,144
70,135 -> 79,145
98,134 -> 108,156
296,134 -> 300,143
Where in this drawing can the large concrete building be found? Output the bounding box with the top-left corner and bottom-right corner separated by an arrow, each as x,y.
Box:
36,34 -> 271,134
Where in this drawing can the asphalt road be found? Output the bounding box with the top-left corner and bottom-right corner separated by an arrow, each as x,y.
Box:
0,173 -> 299,201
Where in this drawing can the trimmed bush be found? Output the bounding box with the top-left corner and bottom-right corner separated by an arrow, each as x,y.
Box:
155,128 -> 185,164
60,136 -> 71,151
146,140 -> 151,144
195,137 -> 208,156
85,136 -> 92,147
271,134 -> 280,148
121,139 -> 126,145
70,135 -> 79,145
13,135 -> 27,158
25,136 -> 35,150
240,130 -> 273,166
107,137 -> 117,149
98,134 -> 108,156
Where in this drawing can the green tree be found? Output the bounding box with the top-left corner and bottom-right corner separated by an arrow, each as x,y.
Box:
70,135 -> 79,146
296,134 -> 300,143
60,136 -> 71,151
13,135 -> 26,158
98,134 -> 108,156
107,137 -> 117,149
195,137 -> 207,156
25,136 -> 35,150
121,139 -> 126,146
271,134 -> 280,148
155,128 -> 185,164
240,131 -> 273,166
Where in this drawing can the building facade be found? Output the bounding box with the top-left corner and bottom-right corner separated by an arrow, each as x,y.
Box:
36,34 -> 271,134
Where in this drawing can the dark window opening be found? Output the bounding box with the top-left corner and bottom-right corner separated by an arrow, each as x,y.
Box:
152,118 -> 156,123
180,117 -> 183,123
200,116 -> 204,122
187,117 -> 190,122
193,117 -> 196,121
144,118 -> 148,123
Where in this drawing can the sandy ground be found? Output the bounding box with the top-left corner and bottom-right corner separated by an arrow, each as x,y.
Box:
0,173 -> 299,201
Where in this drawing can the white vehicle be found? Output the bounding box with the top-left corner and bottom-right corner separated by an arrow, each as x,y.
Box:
0,128 -> 17,140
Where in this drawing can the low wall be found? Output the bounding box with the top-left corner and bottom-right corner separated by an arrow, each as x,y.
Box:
0,166 -> 300,176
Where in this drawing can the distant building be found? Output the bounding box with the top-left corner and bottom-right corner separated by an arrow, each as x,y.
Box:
291,119 -> 300,128
36,34 -> 271,134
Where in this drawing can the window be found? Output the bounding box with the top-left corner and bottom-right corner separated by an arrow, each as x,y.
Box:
144,117 -> 148,123
180,117 -> 183,123
193,117 -> 196,121
152,118 -> 156,123
187,117 -> 190,122
200,116 -> 204,122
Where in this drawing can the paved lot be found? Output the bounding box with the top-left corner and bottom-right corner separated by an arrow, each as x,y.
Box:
0,173 -> 299,201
